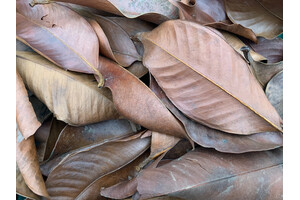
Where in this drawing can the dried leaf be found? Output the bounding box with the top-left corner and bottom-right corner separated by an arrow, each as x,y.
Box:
137,148 -> 283,199
150,75 -> 283,153
225,0 -> 283,39
169,0 -> 258,42
29,94 -> 52,124
257,0 -> 283,19
45,136 -> 150,199
31,0 -> 179,24
16,132 -> 49,198
127,62 -> 149,78
265,71 -> 283,119
241,46 -> 283,88
16,71 -> 41,139
16,0 -> 104,86
140,20 -> 282,134
16,164 -> 41,200
34,118 -> 52,162
16,51 -> 119,125
98,56 -> 188,138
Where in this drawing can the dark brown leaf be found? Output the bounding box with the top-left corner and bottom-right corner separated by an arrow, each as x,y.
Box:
150,75 -> 283,153
140,20 -> 282,134
137,148 -> 283,199
16,0 -> 104,86
16,51 -> 119,125
16,71 -> 41,139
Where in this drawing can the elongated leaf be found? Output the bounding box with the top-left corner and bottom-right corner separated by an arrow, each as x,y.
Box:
98,56 -> 188,138
16,131 -> 49,198
241,46 -> 283,88
31,0 -> 179,24
266,71 -> 283,119
45,136 -> 150,199
257,0 -> 283,19
16,164 -> 41,200
16,51 -> 119,125
140,20 -> 282,134
150,75 -> 283,153
34,118 -> 52,162
48,119 -> 141,160
16,0 -> 104,86
225,0 -> 283,39
169,0 -> 258,42
137,148 -> 283,199
242,37 -> 283,64
220,30 -> 266,62
17,71 -> 41,139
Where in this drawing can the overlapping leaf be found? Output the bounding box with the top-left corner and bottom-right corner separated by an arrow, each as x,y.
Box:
150,75 -> 283,153
137,148 -> 283,199
140,20 -> 282,134
30,0 -> 179,24
16,0 -> 104,86
16,51 -> 119,125
16,71 -> 41,139
225,0 -> 283,39
266,71 -> 283,119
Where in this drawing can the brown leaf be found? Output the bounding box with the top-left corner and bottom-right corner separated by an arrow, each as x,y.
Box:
16,164 -> 41,200
241,46 -> 283,88
150,75 -> 283,153
242,37 -> 283,64
140,20 -> 282,134
137,148 -> 283,199
98,56 -> 188,138
169,0 -> 258,42
40,119 -> 142,176
31,0 -> 179,24
16,71 -> 41,139
265,71 -> 283,119
45,136 -> 150,199
127,62 -> 149,79
257,0 -> 283,19
225,0 -> 283,39
16,0 -> 104,86
16,51 -> 119,125
28,94 -> 52,124
16,131 -> 49,198
219,30 -> 266,62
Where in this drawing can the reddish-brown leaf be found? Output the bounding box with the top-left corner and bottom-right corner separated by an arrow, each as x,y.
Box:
150,75 -> 283,153
16,71 -> 41,139
137,148 -> 283,199
16,0 -> 104,86
140,20 -> 282,134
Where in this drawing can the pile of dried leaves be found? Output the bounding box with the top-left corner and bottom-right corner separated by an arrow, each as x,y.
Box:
16,0 -> 283,199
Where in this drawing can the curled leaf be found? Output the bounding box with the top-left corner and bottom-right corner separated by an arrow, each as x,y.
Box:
140,20 -> 282,134
225,0 -> 283,39
17,51 -> 119,125
16,71 -> 41,139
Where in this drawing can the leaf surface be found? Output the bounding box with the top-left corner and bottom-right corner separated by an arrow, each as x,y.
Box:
16,71 -> 41,139
150,75 -> 283,153
265,71 -> 283,119
16,51 -> 119,125
140,20 -> 282,134
16,0 -> 104,86
137,148 -> 283,199
225,0 -> 283,39
45,136 -> 150,199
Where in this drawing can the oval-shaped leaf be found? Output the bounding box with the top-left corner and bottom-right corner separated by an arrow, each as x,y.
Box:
150,75 -> 283,153
31,0 -> 179,24
16,0 -> 104,86
16,71 -> 41,139
266,71 -> 283,119
45,136 -> 150,199
16,51 -> 119,126
225,0 -> 283,39
137,148 -> 283,199
98,56 -> 188,138
140,20 -> 282,134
